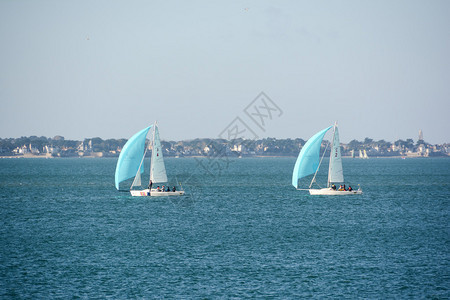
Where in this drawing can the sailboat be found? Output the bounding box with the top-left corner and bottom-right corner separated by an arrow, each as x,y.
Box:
292,123 -> 362,195
363,149 -> 369,159
359,149 -> 369,159
115,122 -> 185,197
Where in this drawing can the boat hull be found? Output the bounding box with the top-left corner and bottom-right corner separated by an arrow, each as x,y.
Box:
309,188 -> 362,195
130,189 -> 185,197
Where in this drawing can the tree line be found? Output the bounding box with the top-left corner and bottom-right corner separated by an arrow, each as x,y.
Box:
0,135 -> 442,157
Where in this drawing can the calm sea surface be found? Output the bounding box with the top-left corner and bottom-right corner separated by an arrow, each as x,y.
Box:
1,157 -> 449,298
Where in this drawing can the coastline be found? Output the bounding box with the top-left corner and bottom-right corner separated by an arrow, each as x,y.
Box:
1,155 -> 447,159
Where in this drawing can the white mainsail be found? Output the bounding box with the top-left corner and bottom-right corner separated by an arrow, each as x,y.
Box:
150,124 -> 168,183
327,125 -> 344,186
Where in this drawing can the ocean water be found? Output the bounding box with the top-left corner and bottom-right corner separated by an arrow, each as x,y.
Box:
1,157 -> 449,298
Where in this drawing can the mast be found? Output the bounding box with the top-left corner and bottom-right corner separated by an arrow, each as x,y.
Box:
327,122 -> 337,187
149,121 -> 156,185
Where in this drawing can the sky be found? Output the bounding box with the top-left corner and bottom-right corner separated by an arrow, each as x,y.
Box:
1,0 -> 449,144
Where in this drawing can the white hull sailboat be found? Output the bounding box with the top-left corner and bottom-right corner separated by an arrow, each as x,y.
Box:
115,122 -> 185,197
130,189 -> 185,197
292,122 -> 362,195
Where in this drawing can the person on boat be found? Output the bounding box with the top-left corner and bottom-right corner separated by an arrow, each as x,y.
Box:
343,184 -> 346,191
338,185 -> 343,191
348,186 -> 353,191
148,180 -> 152,190
156,186 -> 160,192
331,184 -> 336,190
172,186 -> 176,192
162,185 -> 165,192
166,186 -> 170,192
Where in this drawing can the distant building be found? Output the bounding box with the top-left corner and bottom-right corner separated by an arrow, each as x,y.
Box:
419,129 -> 423,141
12,145 -> 29,155
45,145 -> 60,155
418,144 -> 426,154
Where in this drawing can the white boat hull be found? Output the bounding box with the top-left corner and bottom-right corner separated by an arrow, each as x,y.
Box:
309,188 -> 362,195
130,189 -> 185,197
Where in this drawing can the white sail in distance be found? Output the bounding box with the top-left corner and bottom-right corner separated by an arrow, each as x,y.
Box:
363,150 -> 369,159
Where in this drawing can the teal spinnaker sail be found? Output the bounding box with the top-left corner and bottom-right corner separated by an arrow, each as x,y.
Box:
115,126 -> 152,190
292,126 -> 332,188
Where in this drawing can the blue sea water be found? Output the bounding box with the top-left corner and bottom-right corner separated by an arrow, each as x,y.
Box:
1,157 -> 449,298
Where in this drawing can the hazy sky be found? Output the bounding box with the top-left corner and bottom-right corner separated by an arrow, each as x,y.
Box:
1,0 -> 449,143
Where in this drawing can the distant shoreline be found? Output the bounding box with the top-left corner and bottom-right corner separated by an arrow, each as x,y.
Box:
1,155 -> 447,159
3,136 -> 448,159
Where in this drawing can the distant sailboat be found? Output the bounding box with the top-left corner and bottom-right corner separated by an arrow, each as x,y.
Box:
292,123 -> 362,195
363,149 -> 369,159
115,122 -> 185,197
359,149 -> 369,159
